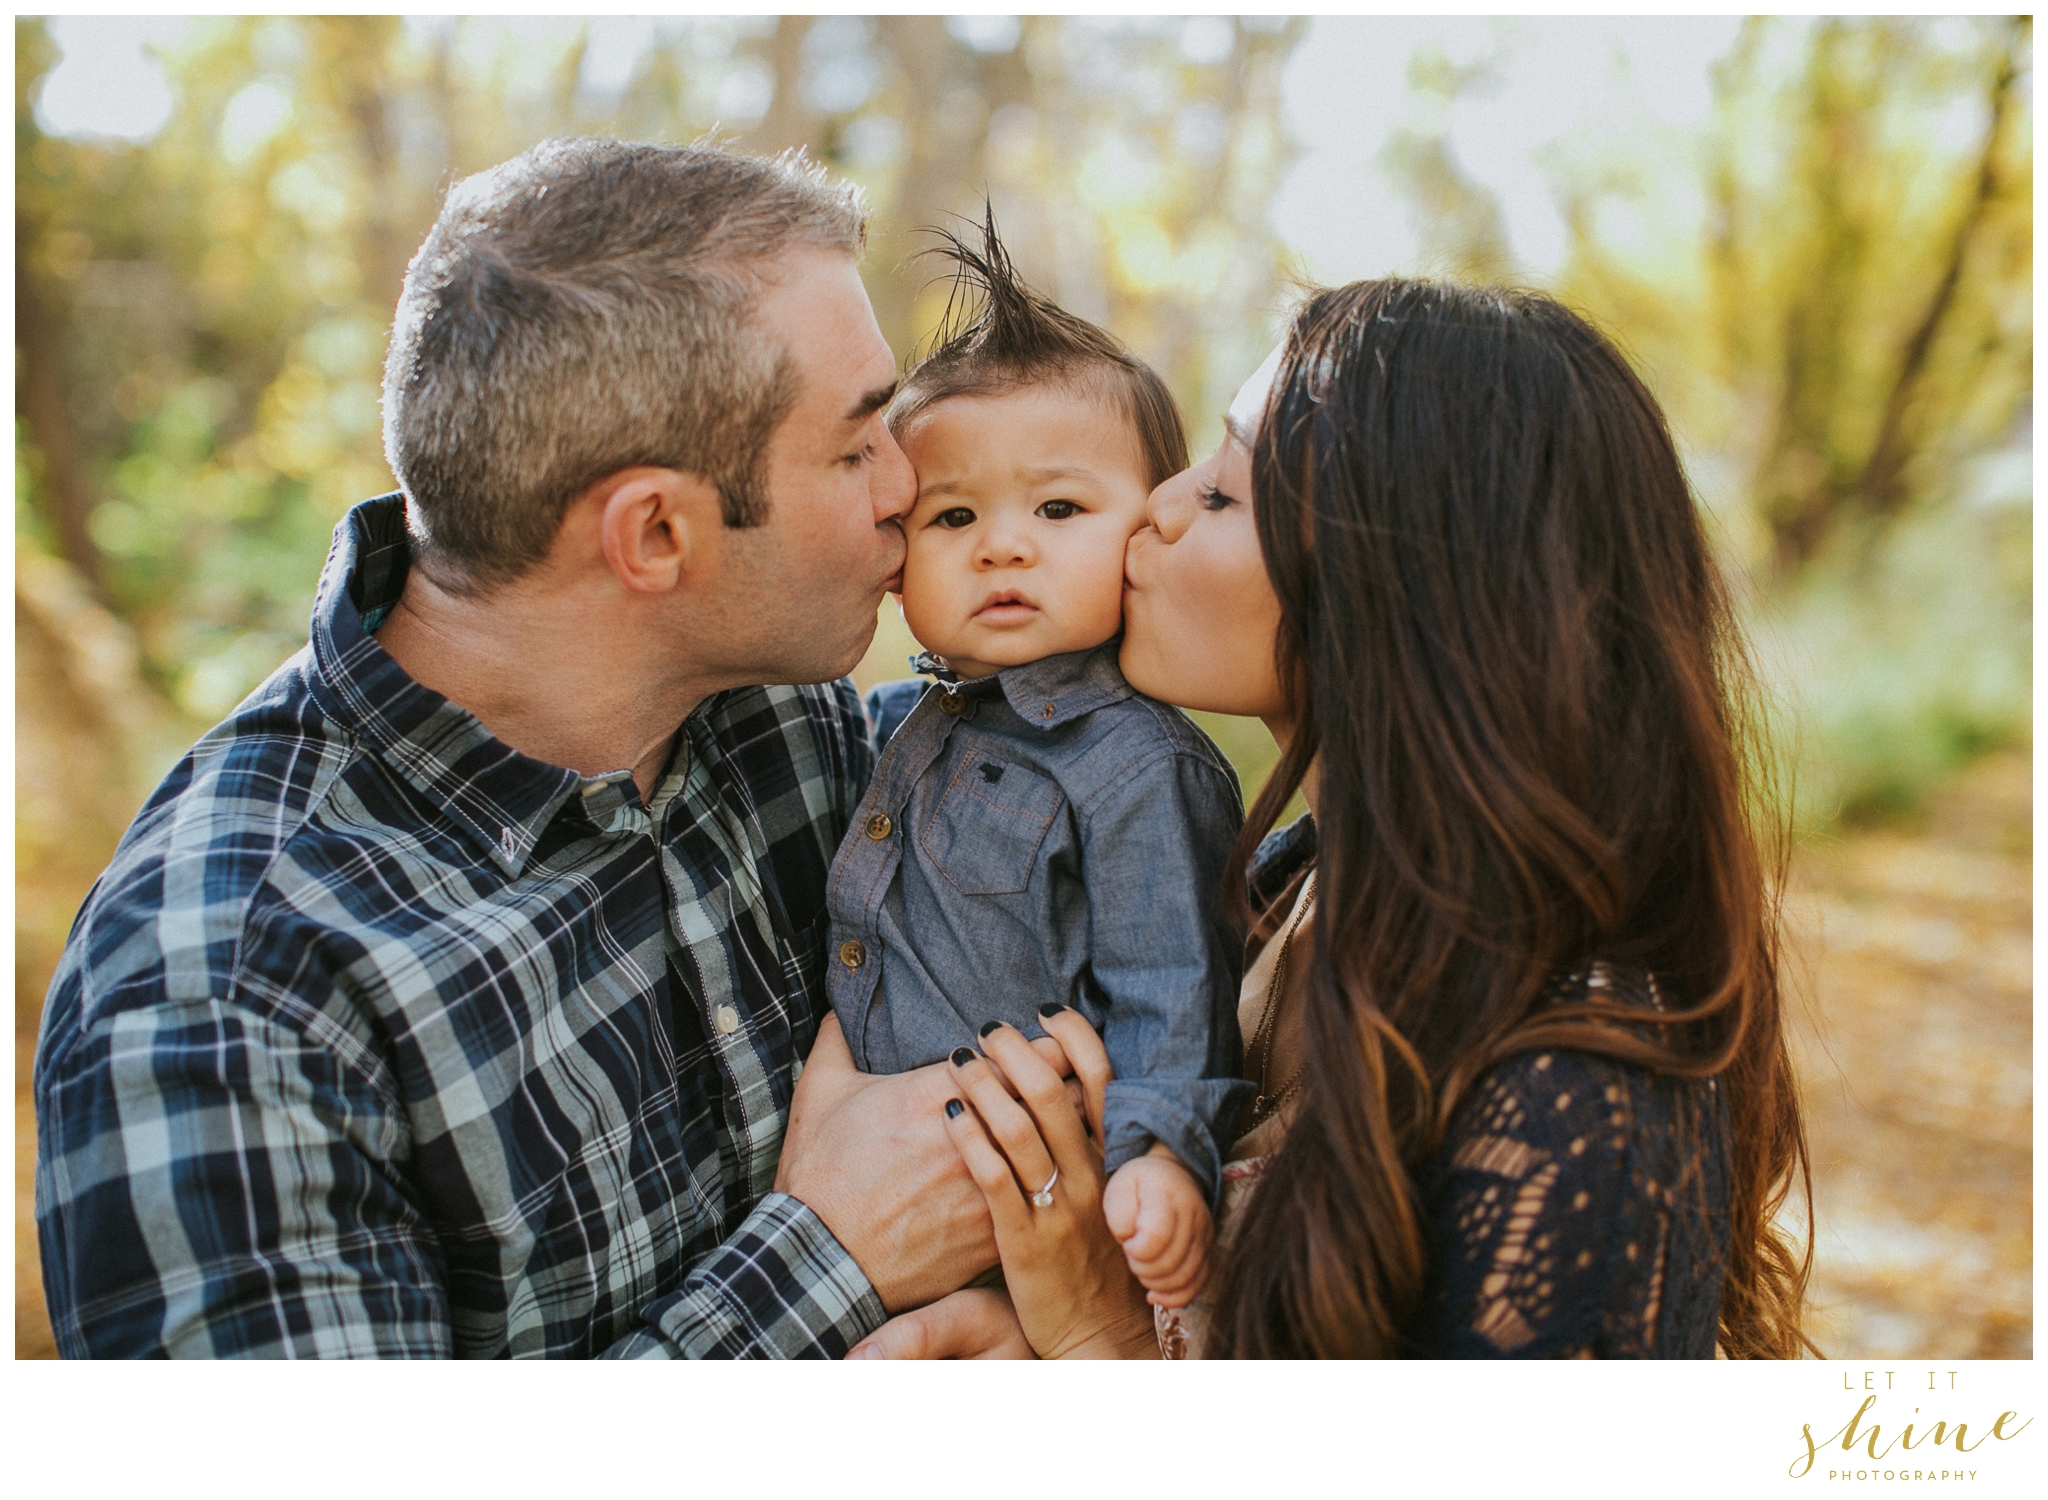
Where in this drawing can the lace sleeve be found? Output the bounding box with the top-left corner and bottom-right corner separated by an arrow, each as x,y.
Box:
1409,1045 -> 1731,1359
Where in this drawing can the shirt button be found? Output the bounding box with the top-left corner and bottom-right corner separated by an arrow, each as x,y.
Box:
714,1004 -> 740,1035
865,813 -> 892,840
940,694 -> 965,716
839,939 -> 866,969
1040,701 -> 1057,718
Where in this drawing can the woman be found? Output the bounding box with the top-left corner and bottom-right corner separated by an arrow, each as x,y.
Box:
848,278 -> 1811,1359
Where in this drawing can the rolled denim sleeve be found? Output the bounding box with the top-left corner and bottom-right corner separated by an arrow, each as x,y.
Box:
1078,742 -> 1253,1204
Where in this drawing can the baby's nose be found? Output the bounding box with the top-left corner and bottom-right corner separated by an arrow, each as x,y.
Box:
977,526 -> 1034,567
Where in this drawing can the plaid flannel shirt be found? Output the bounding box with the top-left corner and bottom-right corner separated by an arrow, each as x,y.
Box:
34,495 -> 887,1358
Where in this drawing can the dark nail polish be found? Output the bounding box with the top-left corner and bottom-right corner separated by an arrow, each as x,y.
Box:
950,1046 -> 976,1067
978,1020 -> 1004,1038
1037,1002 -> 1067,1018
945,1098 -> 965,1119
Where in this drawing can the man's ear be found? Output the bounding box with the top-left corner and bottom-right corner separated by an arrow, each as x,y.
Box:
591,467 -> 725,594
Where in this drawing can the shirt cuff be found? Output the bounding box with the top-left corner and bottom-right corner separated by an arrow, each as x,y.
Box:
624,1192 -> 887,1359
1102,1078 -> 1254,1209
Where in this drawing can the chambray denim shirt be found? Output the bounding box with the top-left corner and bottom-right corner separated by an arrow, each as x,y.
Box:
826,642 -> 1252,1201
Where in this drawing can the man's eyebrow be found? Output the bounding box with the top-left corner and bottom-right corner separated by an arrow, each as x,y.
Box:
845,381 -> 897,423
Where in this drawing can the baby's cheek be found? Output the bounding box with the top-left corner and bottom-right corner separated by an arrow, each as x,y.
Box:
897,541 -> 960,647
1084,543 -> 1135,632
897,579 -> 941,648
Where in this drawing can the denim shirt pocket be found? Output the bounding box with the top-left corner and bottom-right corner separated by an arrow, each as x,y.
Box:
920,747 -> 1065,896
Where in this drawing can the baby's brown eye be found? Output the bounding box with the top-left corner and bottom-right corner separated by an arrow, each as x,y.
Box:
1036,500 -> 1080,520
937,507 -> 976,529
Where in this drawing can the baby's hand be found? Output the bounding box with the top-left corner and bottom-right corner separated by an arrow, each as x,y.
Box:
1101,1146 -> 1212,1309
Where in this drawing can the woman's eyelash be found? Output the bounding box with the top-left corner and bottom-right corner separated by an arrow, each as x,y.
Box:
1197,484 -> 1235,512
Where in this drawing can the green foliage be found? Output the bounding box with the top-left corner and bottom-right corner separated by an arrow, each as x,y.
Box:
1708,18 -> 2030,579
1757,498 -> 2032,827
15,15 -> 1304,726
13,15 -> 2033,826
1546,16 -> 2032,824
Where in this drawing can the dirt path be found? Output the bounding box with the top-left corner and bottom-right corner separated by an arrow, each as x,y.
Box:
1785,751 -> 2032,1357
14,755 -> 2031,1359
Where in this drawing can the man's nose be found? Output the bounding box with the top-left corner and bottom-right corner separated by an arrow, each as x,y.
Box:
870,426 -> 916,524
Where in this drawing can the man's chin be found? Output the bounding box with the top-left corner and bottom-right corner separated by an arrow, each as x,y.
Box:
738,594 -> 896,687
799,618 -> 880,686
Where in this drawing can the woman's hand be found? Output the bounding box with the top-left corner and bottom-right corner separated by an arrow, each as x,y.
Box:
847,1287 -> 1034,1360
938,1005 -> 1159,1360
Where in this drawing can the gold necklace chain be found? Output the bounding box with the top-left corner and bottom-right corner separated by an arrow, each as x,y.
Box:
1244,872 -> 1314,1130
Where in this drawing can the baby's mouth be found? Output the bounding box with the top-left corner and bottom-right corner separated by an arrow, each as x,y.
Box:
974,590 -> 1039,624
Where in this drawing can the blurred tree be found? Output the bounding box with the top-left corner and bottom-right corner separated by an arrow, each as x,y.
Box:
1716,16 -> 2031,578
1608,17 -> 2030,820
14,15 -> 1309,724
1557,16 -> 2032,580
1372,15 -> 2034,821
17,19 -> 113,597
1378,44 -> 1515,284
12,12 -> 2028,848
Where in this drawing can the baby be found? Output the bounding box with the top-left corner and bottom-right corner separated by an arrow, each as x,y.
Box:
826,219 -> 1251,1308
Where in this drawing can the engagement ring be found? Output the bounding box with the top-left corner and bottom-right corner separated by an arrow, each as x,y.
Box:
1030,1168 -> 1059,1209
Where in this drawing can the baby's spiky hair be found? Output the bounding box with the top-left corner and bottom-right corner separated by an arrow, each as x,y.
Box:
888,207 -> 1189,488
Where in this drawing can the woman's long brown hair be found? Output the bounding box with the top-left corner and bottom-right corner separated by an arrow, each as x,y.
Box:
1210,280 -> 1811,1358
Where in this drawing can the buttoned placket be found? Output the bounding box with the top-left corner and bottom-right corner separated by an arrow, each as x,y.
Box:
829,681 -> 986,1067
652,720 -> 805,1202
564,738 -> 753,1224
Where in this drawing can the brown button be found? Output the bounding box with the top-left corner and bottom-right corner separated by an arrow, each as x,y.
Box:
940,693 -> 965,716
1041,702 -> 1057,719
865,813 -> 892,840
839,939 -> 865,969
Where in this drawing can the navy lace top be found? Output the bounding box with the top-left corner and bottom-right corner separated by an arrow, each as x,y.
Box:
1249,818 -> 1733,1359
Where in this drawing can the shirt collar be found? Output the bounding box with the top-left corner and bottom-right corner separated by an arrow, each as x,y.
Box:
304,494 -> 590,878
923,639 -> 1133,729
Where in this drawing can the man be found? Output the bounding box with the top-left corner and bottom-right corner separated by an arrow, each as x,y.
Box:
34,138 -> 997,1357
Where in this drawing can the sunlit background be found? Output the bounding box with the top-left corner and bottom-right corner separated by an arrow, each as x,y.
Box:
14,15 -> 2032,1360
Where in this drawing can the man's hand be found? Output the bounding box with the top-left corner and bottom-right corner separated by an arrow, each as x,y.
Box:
846,1287 -> 1035,1359
775,1016 -> 998,1312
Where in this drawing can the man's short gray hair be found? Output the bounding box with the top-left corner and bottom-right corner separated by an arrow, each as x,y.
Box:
381,137 -> 867,591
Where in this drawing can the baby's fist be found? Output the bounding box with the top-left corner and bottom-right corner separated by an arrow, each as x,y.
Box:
1101,1149 -> 1212,1309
